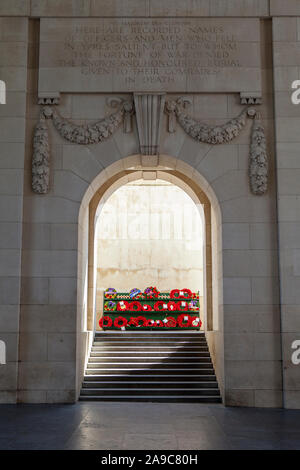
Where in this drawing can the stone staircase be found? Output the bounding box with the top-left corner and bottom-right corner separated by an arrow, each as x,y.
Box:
79,331 -> 222,403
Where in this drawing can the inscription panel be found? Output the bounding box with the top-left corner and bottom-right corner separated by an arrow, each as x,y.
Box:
39,18 -> 261,94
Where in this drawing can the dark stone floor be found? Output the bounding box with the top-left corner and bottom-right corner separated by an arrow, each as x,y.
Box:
0,402 -> 300,450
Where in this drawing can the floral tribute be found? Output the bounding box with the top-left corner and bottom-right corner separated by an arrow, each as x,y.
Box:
129,288 -> 143,299
117,300 -> 129,311
99,314 -> 202,329
142,304 -> 152,312
104,301 -> 116,311
101,288 -> 201,330
128,301 -> 142,312
188,300 -> 199,311
167,301 -> 178,312
99,316 -> 113,328
144,286 -> 160,298
104,288 -> 117,299
154,301 -> 169,311
170,288 -> 192,299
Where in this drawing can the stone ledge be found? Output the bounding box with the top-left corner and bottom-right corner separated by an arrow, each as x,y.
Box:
2,0 -> 300,18
0,0 -> 279,18
270,0 -> 300,16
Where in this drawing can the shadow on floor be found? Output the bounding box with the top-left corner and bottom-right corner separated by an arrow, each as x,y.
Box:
0,402 -> 300,450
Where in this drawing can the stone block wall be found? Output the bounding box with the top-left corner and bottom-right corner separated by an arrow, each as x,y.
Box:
0,17 -> 28,403
273,16 -> 300,409
0,1 -> 298,408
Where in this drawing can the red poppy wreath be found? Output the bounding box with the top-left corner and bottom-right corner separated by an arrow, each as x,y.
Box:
164,316 -> 177,327
154,301 -> 168,311
135,316 -> 148,327
128,301 -> 142,312
177,300 -> 189,311
117,300 -> 129,311
99,316 -> 113,328
170,288 -> 192,299
167,301 -> 179,312
177,313 -> 192,328
114,316 -> 128,328
141,304 -> 152,312
128,317 -> 138,327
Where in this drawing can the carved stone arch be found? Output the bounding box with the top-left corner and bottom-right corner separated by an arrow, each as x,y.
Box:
88,170 -> 213,330
76,155 -> 224,399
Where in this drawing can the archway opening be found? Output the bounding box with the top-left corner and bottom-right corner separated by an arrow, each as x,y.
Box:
94,178 -> 205,331
76,158 -> 224,400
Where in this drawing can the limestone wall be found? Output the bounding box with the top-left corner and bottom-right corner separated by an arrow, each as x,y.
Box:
272,16 -> 300,409
0,0 -> 298,408
0,17 -> 27,403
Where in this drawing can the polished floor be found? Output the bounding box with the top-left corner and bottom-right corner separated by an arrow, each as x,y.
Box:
0,402 -> 300,450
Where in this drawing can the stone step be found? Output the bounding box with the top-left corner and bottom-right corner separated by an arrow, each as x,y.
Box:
91,345 -> 209,351
90,350 -> 210,357
80,388 -> 220,396
94,336 -> 205,342
85,367 -> 215,374
84,374 -> 217,381
93,341 -> 207,347
79,396 -> 222,403
95,332 -> 205,337
88,356 -> 212,363
93,337 -> 205,340
82,380 -> 219,389
87,361 -> 213,369
81,331 -> 220,403
94,332 -> 206,336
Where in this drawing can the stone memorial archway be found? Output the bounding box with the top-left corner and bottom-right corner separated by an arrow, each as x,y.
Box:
76,155 -> 224,400
9,11 -> 284,407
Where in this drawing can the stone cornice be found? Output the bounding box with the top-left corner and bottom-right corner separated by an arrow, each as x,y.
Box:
2,0 -> 300,19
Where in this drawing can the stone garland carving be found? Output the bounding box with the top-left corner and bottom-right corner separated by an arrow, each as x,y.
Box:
32,103 -> 128,194
165,99 -> 268,195
45,104 -> 124,144
249,112 -> 268,195
32,96 -> 268,196
32,110 -> 50,195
